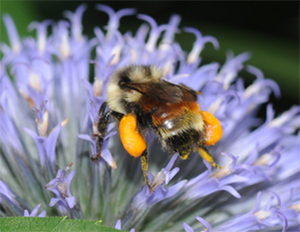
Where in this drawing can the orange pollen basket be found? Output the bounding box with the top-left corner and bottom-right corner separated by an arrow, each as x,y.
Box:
200,111 -> 223,146
119,114 -> 146,158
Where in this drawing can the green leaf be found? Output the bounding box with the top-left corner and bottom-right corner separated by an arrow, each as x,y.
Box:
0,217 -> 125,232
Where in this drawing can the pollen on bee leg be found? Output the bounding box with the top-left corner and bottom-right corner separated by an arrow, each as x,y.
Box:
179,152 -> 189,160
119,114 -> 146,157
141,153 -> 153,192
200,111 -> 223,146
198,147 -> 221,169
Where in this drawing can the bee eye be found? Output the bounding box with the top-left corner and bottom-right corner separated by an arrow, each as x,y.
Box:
119,75 -> 131,87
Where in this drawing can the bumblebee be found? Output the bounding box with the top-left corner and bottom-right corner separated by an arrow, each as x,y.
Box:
91,65 -> 223,192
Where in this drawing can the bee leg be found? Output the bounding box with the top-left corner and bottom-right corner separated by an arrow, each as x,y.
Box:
119,114 -> 152,192
179,151 -> 190,160
111,111 -> 124,122
141,150 -> 153,193
91,102 -> 122,161
198,146 -> 221,169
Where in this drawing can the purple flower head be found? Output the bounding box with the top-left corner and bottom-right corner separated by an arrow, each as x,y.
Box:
78,123 -> 117,169
64,4 -> 87,43
0,180 -> 29,216
180,158 -> 244,200
24,204 -> 46,217
45,163 -> 75,216
184,27 -> 219,64
134,154 -> 186,205
28,20 -> 52,54
23,107 -> 67,169
183,189 -> 299,232
0,4 -> 299,231
120,154 -> 187,229
96,4 -> 136,41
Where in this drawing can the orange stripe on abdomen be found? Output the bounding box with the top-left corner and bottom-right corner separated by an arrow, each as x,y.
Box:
151,101 -> 200,127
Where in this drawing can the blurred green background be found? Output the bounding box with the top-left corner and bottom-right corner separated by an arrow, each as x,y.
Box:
1,1 -> 299,114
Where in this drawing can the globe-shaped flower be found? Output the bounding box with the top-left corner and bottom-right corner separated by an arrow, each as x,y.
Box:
0,4 -> 299,232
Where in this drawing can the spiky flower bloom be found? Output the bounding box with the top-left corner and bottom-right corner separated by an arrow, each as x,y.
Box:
0,4 -> 299,231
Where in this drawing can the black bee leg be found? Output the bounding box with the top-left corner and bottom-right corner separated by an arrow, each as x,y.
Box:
91,102 -> 111,161
91,102 -> 124,161
111,111 -> 124,122
198,146 -> 221,169
141,150 -> 153,192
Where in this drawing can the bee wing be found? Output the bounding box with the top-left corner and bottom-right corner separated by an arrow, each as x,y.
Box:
123,81 -> 197,103
177,83 -> 198,102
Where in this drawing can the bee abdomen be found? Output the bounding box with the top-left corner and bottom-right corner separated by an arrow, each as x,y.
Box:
164,129 -> 202,156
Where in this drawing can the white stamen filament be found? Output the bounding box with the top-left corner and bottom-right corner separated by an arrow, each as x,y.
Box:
61,118 -> 69,127
211,164 -> 232,179
12,43 -> 21,53
19,89 -> 36,108
290,203 -> 300,212
207,98 -> 223,115
243,84 -> 259,99
254,210 -> 271,220
146,34 -> 158,52
37,31 -> 46,54
29,71 -> 41,92
151,170 -> 165,190
268,111 -> 291,128
93,79 -> 103,97
37,109 -> 49,137
253,153 -> 272,166
223,73 -> 235,90
60,34 -> 70,59
187,45 -> 202,64
109,45 -> 121,65
129,49 -> 138,63
162,62 -> 173,76
158,42 -> 170,51
110,160 -> 117,169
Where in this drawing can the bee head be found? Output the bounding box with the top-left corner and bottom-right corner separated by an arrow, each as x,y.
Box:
117,65 -> 162,85
118,74 -> 131,89
107,65 -> 163,114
